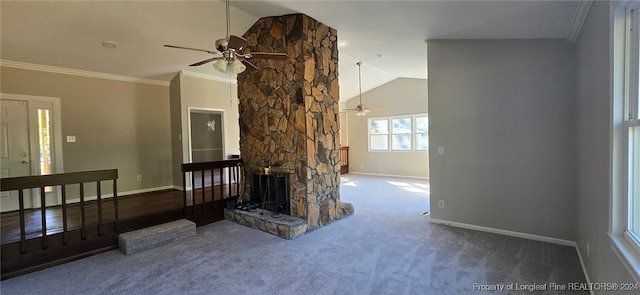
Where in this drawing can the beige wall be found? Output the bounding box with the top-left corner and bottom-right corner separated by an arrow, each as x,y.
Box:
1,66 -> 173,193
169,73 -> 183,186
345,78 -> 428,178
170,73 -> 240,186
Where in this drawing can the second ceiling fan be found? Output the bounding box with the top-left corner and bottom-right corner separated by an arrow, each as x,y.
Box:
164,0 -> 288,74
343,61 -> 382,116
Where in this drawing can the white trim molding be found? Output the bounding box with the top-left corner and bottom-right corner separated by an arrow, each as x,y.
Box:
429,218 -> 575,247
348,171 -> 429,180
568,0 -> 594,43
0,60 -> 170,86
180,70 -> 237,84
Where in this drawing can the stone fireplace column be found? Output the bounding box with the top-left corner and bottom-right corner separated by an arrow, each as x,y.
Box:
238,14 -> 353,231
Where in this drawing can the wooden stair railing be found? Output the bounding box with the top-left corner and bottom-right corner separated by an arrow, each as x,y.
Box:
0,169 -> 119,280
340,146 -> 349,174
181,159 -> 243,226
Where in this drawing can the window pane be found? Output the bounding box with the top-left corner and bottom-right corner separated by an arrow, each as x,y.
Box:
392,118 -> 411,134
392,134 -> 411,150
370,135 -> 388,150
416,116 -> 428,133
370,119 -> 388,135
416,133 -> 429,150
631,126 -> 640,233
38,109 -> 52,192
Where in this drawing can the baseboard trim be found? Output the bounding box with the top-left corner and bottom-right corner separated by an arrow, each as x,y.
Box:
119,186 -> 175,197
429,218 -> 575,247
575,245 -> 595,295
348,172 -> 429,180
65,185 -> 175,203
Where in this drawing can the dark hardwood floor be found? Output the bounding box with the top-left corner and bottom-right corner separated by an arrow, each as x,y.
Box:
1,185 -> 239,244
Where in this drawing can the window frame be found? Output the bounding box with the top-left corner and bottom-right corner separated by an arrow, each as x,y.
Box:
611,3 -> 640,283
367,113 -> 428,152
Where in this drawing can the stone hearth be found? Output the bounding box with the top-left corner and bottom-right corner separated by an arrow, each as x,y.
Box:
233,13 -> 354,237
224,208 -> 307,239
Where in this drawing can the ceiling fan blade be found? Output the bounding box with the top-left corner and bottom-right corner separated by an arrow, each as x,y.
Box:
228,35 -> 248,51
189,57 -> 221,67
241,59 -> 259,71
366,107 -> 384,111
164,44 -> 219,55
249,52 -> 289,60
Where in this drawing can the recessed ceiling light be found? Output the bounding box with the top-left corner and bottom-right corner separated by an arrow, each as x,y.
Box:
102,41 -> 118,49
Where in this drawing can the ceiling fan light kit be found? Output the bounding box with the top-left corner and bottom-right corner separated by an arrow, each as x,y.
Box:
164,0 -> 288,75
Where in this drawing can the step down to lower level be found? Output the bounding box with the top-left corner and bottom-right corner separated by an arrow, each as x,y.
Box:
118,219 -> 196,255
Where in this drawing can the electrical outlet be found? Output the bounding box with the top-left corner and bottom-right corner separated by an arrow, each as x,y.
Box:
137,175 -> 142,182
438,200 -> 445,208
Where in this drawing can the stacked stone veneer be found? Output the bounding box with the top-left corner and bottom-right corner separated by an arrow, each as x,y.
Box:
238,14 -> 353,231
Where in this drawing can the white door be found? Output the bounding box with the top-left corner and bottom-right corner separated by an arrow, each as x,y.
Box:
1,100 -> 32,211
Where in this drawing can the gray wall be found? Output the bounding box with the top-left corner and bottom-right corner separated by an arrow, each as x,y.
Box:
345,78 -> 428,178
427,40 -> 576,240
1,66 -> 173,193
574,1 -> 635,285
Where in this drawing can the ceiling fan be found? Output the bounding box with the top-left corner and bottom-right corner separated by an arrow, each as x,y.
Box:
343,61 -> 382,116
164,0 -> 288,75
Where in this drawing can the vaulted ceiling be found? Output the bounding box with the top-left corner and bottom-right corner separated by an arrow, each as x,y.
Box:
0,1 -> 591,101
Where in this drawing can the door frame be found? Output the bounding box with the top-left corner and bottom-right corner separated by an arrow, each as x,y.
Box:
1,93 -> 64,205
186,107 -> 226,190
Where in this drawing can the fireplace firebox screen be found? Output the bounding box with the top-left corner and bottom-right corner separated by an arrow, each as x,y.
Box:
251,172 -> 290,217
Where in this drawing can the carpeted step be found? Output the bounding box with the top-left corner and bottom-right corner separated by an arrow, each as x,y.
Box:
118,219 -> 196,255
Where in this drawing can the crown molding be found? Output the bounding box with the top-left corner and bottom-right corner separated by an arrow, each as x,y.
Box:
180,70 -> 237,84
567,0 -> 593,43
0,60 -> 170,86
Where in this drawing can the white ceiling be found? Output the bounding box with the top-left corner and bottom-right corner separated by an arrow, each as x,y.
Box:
0,1 -> 589,102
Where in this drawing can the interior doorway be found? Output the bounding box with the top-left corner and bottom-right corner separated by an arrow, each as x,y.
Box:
0,94 -> 64,212
188,108 -> 225,187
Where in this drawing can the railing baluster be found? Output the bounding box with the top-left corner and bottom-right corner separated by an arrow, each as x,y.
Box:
18,190 -> 26,254
201,169 -> 205,212
113,180 -> 119,232
182,171 -> 187,217
219,168 -> 223,205
62,185 -> 68,244
190,172 -> 195,214
80,183 -> 86,240
40,187 -> 47,249
210,168 -> 215,210
227,167 -> 232,201
97,181 -> 102,236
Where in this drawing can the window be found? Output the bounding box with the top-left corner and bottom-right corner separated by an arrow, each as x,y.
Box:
368,114 -> 428,152
625,8 -> 640,252
369,118 -> 388,150
391,117 -> 412,150
37,109 -> 53,192
415,116 -> 429,151
612,5 -> 640,282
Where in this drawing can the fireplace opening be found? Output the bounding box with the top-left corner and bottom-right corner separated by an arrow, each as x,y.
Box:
248,171 -> 291,217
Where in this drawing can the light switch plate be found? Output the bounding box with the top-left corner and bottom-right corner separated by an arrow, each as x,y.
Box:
66,136 -> 76,143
